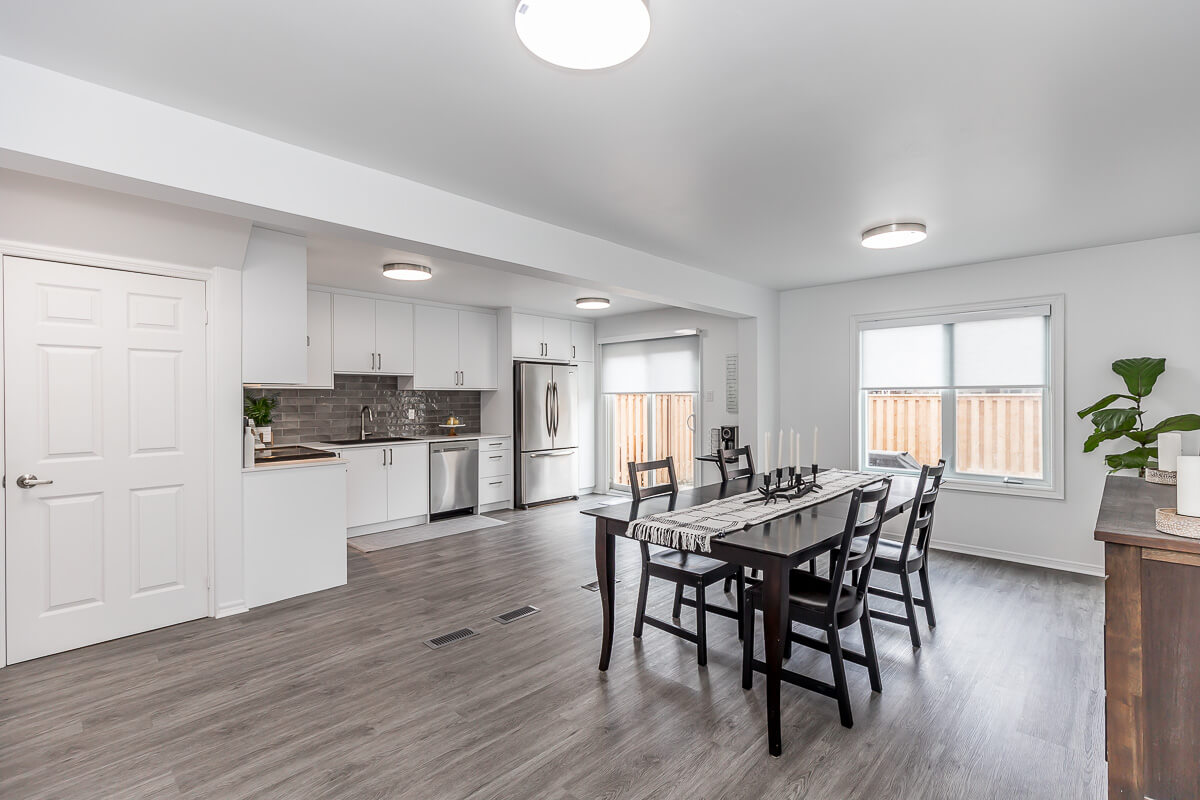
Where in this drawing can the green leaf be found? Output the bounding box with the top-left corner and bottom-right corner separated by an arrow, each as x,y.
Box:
1105,447 -> 1153,473
1089,408 -> 1139,432
1083,429 -> 1132,453
1143,414 -> 1200,438
1111,357 -> 1165,398
1076,393 -> 1137,419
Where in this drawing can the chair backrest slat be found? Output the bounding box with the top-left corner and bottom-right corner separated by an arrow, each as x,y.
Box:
717,446 -> 756,482
628,457 -> 679,502
827,479 -> 892,612
902,460 -> 945,557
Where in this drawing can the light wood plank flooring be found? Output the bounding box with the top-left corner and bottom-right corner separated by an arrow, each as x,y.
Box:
0,497 -> 1105,799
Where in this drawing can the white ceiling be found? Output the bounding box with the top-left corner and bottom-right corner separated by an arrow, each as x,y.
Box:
3,1 -> 1200,290
305,234 -> 665,317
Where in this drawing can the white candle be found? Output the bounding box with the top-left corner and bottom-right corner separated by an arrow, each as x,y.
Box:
778,429 -> 784,470
763,431 -> 770,472
1158,432 -> 1183,472
789,428 -> 795,466
812,426 -> 819,465
1178,456 -> 1200,517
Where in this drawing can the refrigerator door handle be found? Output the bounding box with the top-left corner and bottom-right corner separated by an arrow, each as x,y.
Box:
545,382 -> 553,437
552,382 -> 559,436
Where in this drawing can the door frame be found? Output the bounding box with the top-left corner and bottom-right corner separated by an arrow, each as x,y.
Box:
0,240 -> 221,667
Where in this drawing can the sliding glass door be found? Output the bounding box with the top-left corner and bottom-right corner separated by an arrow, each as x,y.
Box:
607,393 -> 696,490
601,333 -> 701,493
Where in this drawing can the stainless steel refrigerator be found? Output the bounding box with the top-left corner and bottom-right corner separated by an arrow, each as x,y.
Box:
515,361 -> 579,508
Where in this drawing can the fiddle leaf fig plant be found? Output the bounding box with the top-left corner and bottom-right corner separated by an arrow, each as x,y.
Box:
243,395 -> 278,428
1077,357 -> 1200,473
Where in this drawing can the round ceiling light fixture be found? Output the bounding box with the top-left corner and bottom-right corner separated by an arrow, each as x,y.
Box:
382,263 -> 433,281
576,297 -> 611,310
515,0 -> 651,71
861,222 -> 927,249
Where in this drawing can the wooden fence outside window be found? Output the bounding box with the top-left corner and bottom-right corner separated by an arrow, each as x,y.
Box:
609,393 -> 695,488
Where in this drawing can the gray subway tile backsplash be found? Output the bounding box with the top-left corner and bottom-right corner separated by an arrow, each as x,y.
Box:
245,375 -> 482,445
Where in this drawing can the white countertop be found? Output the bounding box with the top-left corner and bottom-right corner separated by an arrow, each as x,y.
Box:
242,456 -> 347,473
302,432 -> 512,451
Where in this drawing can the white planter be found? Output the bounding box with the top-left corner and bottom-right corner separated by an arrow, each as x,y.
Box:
257,426 -> 273,446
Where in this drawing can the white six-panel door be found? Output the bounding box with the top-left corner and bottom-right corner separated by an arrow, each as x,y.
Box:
4,256 -> 209,663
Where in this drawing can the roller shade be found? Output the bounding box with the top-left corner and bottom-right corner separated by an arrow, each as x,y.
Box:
601,334 -> 699,394
860,305 -> 1049,390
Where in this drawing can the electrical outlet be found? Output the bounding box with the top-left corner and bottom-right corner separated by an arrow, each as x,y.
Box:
406,408 -> 416,420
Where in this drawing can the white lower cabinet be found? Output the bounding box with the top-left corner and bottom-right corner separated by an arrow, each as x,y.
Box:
335,443 -> 429,532
244,462 -> 348,609
477,436 -> 513,510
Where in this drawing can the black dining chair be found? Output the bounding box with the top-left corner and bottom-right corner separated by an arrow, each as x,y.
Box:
865,460 -> 945,648
629,457 -> 744,667
741,479 -> 892,728
718,445 -> 760,591
717,445 -> 756,482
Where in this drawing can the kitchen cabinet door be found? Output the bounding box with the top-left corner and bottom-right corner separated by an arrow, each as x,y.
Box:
306,291 -> 334,388
413,305 -> 460,388
512,312 -> 544,359
375,299 -> 414,375
242,227 -> 308,384
570,321 -> 594,362
386,444 -> 429,521
543,317 -> 572,361
458,310 -> 498,389
339,446 -> 389,529
576,361 -> 596,490
332,293 -> 377,373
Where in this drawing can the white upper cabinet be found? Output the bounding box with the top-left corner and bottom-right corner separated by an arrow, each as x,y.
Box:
413,305 -> 459,389
458,310 -> 498,390
332,294 -> 376,373
570,321 -> 594,362
413,306 -> 498,390
543,317 -> 571,360
512,312 -> 545,359
374,300 -> 414,375
512,313 -> 588,362
305,291 -> 334,388
332,294 -> 414,375
242,226 -> 308,384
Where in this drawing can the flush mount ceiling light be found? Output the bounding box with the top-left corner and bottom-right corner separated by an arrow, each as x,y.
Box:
576,297 -> 611,310
382,263 -> 432,281
861,222 -> 928,249
515,0 -> 650,71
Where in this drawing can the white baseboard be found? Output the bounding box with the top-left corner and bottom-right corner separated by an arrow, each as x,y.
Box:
347,515 -> 426,538
925,539 -> 1105,578
214,603 -> 248,619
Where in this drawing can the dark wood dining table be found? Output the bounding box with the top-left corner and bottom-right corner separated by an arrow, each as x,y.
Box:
581,471 -> 919,756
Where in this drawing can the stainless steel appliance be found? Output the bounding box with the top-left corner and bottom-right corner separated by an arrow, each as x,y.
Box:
429,439 -> 479,518
515,361 -> 579,508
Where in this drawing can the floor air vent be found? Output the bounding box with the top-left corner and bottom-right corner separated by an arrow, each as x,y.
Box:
492,605 -> 540,624
422,627 -> 479,650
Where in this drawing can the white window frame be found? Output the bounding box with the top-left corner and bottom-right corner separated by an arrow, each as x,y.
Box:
849,295 -> 1065,500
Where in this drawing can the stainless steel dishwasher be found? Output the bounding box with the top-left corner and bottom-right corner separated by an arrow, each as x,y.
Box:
429,439 -> 479,518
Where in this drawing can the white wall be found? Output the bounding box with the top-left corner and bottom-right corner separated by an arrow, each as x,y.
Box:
597,308 -> 746,486
780,233 -> 1200,574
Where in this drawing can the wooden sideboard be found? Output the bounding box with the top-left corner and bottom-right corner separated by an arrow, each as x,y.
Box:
1095,475 -> 1200,800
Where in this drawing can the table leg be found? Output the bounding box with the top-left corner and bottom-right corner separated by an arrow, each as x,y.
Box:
595,519 -> 616,671
761,559 -> 789,756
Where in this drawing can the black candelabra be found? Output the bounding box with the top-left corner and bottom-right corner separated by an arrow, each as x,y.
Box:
748,465 -> 822,505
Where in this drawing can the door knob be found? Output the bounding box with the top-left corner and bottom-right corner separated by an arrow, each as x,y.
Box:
16,474 -> 53,488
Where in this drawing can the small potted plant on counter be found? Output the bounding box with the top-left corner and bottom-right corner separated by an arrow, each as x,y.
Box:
244,394 -> 279,446
1077,357 -> 1200,476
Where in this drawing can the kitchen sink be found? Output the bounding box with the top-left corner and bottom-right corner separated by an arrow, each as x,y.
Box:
321,436 -> 423,446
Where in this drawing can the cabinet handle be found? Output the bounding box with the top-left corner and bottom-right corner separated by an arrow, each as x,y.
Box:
489,455 -> 503,460
389,448 -> 394,466
379,353 -> 383,372
572,345 -> 576,359
382,449 -> 387,466
370,352 -> 375,370
489,481 -> 503,486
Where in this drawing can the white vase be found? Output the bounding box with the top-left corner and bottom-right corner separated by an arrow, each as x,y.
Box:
257,426 -> 273,446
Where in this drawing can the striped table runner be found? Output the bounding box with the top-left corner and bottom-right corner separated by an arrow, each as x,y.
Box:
629,470 -> 886,553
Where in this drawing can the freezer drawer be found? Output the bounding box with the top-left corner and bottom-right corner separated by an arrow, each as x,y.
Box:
519,449 -> 579,506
